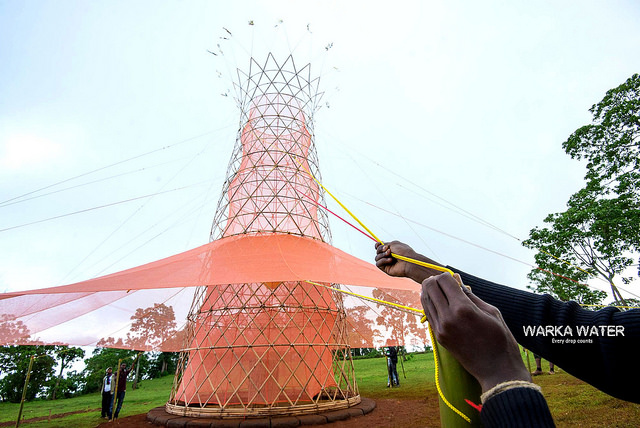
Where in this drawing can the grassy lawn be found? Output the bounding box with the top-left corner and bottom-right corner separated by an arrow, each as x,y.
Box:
0,376 -> 173,428
353,352 -> 437,400
1,352 -> 638,427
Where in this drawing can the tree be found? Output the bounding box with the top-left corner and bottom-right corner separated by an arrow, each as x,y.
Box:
563,73 -> 640,204
50,346 -> 85,400
147,352 -> 179,378
564,72 -> 640,270
125,303 -> 178,350
524,229 -> 607,305
524,173 -> 637,303
125,303 -> 181,383
91,303 -> 183,388
346,304 -> 381,350
525,74 -> 640,303
53,370 -> 85,399
0,346 -> 56,403
97,303 -> 180,351
371,289 -> 425,348
0,315 -> 30,344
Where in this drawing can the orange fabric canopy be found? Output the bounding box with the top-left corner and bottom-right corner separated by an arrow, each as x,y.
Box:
2,233 -> 417,299
0,233 -> 420,349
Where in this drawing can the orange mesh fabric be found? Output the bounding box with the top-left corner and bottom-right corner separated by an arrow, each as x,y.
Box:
171,86 -> 355,407
173,281 -> 338,405
1,234 -> 416,299
0,56 -> 429,413
0,234 -> 418,349
222,94 -> 322,239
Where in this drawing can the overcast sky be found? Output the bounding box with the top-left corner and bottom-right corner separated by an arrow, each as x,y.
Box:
1,0 -> 639,303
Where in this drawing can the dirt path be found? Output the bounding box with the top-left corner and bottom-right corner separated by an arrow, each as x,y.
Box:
95,398 -> 441,428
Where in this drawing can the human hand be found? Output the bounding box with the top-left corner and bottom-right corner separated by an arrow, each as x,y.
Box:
375,241 -> 445,284
421,273 -> 531,393
375,241 -> 415,278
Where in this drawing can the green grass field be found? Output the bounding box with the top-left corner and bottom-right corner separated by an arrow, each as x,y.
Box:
1,352 -> 638,427
0,375 -> 174,428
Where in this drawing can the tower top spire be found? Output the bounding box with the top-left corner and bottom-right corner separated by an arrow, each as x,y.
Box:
210,54 -> 331,242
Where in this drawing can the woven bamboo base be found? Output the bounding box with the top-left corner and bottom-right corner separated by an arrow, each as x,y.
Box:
148,397 -> 375,427
166,395 -> 361,418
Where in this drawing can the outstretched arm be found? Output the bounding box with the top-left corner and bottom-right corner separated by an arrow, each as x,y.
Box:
375,239 -> 640,404
374,241 -> 445,283
450,267 -> 640,404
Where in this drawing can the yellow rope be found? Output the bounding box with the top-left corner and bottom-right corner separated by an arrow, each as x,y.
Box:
305,280 -> 471,423
295,156 -> 382,243
392,253 -> 455,278
297,155 -> 472,423
305,280 -> 423,315
295,156 -> 455,278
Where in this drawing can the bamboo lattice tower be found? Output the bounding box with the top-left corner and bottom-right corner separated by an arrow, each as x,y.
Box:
166,54 -> 360,418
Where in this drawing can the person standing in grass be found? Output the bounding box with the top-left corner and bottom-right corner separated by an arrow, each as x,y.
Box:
386,346 -> 400,387
100,367 -> 114,419
532,354 -> 555,376
113,354 -> 140,419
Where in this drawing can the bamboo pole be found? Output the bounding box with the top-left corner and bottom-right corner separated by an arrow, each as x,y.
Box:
110,358 -> 123,422
433,339 -> 483,427
15,355 -> 35,428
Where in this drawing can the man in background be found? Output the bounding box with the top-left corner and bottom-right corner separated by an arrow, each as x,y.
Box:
532,354 -> 555,375
100,367 -> 113,419
386,346 -> 399,387
113,354 -> 140,420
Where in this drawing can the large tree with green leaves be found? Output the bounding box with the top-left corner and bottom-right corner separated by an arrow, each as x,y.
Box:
50,346 -> 85,400
525,247 -> 607,305
0,346 -> 56,403
563,73 -> 640,203
146,351 -> 179,378
524,188 -> 628,303
524,74 -> 640,304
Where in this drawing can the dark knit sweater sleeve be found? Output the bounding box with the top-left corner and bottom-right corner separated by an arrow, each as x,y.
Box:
449,266 -> 640,404
481,387 -> 555,428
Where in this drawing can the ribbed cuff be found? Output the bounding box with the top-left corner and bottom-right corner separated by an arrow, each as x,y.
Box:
481,380 -> 541,404
480,383 -> 555,427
